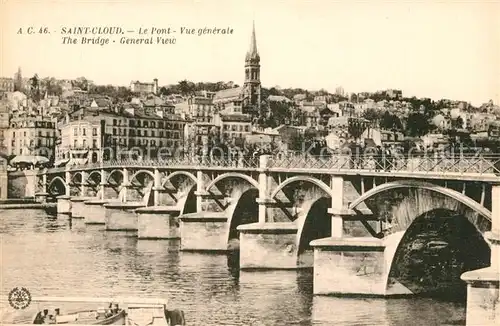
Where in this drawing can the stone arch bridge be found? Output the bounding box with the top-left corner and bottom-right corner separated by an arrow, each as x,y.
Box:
36,153 -> 500,322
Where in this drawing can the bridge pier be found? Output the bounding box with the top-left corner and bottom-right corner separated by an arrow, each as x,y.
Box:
70,196 -> 92,218
35,171 -> 49,203
461,184 -> 500,326
309,175 -> 413,296
57,195 -> 71,215
179,212 -> 228,251
238,222 -> 302,269
136,206 -> 181,239
310,236 -> 412,296
35,192 -> 49,203
83,199 -> 108,224
104,202 -> 145,231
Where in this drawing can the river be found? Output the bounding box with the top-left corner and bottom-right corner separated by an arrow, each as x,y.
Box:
1,209 -> 467,325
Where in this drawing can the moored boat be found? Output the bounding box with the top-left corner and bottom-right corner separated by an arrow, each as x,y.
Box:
4,297 -> 185,326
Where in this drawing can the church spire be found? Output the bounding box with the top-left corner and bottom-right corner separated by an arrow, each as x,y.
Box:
246,21 -> 259,62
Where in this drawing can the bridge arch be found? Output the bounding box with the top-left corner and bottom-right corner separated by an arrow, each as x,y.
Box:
270,176 -> 332,199
70,171 -> 83,184
106,169 -> 124,183
161,171 -> 197,186
205,173 -> 259,192
48,176 -> 67,195
270,176 -> 334,257
225,187 -> 260,250
86,170 -> 102,184
348,180 -> 492,222
129,169 -> 155,184
383,208 -> 491,298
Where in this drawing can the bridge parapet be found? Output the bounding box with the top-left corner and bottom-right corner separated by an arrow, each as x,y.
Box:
42,153 -> 500,177
268,153 -> 500,175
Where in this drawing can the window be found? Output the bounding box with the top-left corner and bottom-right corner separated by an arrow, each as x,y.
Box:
38,139 -> 41,146
83,128 -> 86,136
113,119 -> 117,126
92,128 -> 97,136
93,139 -> 97,148
151,131 -> 155,137
113,128 -> 117,135
38,131 -> 42,136
74,128 -> 77,136
83,139 -> 87,148
144,121 -> 149,128
245,125 -> 250,132
151,122 -> 156,128
144,130 -> 148,137
74,140 -> 77,148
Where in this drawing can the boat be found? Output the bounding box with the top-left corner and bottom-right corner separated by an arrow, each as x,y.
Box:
4,296 -> 185,326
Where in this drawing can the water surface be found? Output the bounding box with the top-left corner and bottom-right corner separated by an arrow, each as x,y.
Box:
1,210 -> 466,325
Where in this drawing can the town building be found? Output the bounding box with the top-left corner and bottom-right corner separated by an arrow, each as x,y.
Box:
7,116 -> 57,158
130,79 -> 159,95
57,103 -> 187,163
0,78 -> 15,92
188,96 -> 215,122
56,114 -> 102,165
0,101 -> 10,152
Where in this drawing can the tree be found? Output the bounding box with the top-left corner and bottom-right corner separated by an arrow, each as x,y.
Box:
406,113 -> 431,137
29,74 -> 41,102
452,116 -> 464,130
362,108 -> 380,124
380,111 -> 403,131
265,101 -> 292,128
177,80 -> 195,96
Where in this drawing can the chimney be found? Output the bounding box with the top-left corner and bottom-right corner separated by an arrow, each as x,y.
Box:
153,78 -> 158,95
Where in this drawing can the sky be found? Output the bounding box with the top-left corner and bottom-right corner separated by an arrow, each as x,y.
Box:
1,0 -> 499,106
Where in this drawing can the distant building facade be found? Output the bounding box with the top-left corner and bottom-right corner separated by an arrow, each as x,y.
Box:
130,79 -> 159,95
7,117 -> 57,158
0,78 -> 15,92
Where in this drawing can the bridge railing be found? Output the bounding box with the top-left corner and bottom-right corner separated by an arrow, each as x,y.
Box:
43,155 -> 260,174
267,153 -> 500,175
42,153 -> 500,176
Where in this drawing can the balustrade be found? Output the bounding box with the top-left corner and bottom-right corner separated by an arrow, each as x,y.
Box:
41,153 -> 500,176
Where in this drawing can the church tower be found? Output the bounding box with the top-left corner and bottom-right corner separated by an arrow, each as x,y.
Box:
243,21 -> 261,114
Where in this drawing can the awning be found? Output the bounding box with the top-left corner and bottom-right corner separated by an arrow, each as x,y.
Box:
11,155 -> 50,165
